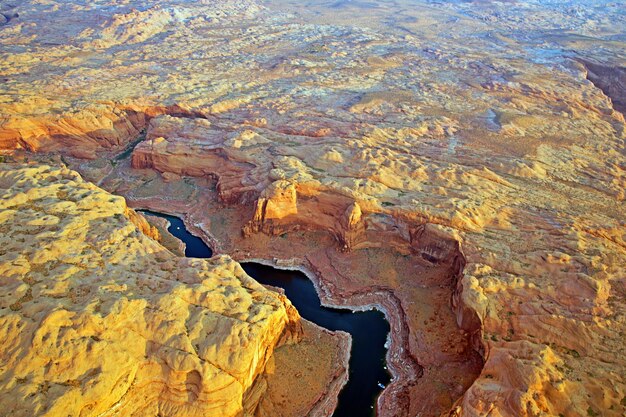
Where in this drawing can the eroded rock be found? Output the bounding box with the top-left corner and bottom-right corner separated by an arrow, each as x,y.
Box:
1,0 -> 625,416
0,163 -> 304,417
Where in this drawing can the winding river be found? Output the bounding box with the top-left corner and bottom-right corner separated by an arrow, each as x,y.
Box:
142,211 -> 391,417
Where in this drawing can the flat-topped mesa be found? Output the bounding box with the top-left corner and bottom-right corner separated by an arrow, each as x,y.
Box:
409,223 -> 463,268
243,180 -> 298,236
338,202 -> 365,251
255,180 -> 299,221
242,180 -> 372,252
130,115 -> 261,204
0,163 -> 303,417
242,178 -> 468,262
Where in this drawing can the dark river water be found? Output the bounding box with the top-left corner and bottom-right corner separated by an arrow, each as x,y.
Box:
141,210 -> 391,417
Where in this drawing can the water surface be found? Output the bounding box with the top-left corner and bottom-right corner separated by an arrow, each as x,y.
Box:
142,210 -> 391,417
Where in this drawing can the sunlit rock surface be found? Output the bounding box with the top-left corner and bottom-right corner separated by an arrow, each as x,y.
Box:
1,0 -> 626,416
0,163 -> 331,417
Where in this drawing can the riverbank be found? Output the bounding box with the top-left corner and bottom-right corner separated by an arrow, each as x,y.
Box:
141,209 -> 356,417
129,189 -> 482,416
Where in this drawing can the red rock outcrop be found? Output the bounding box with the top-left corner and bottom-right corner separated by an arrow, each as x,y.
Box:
0,106 -> 147,158
125,206 -> 161,241
0,163 -> 352,417
1,0 -> 626,416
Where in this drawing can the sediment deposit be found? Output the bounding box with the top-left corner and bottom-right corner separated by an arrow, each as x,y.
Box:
1,0 -> 626,416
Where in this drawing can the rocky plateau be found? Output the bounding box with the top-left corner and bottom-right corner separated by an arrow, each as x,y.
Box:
1,0 -> 625,416
0,163 -> 350,417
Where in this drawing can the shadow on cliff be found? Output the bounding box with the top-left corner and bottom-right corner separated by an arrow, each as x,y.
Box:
1,104 -> 210,159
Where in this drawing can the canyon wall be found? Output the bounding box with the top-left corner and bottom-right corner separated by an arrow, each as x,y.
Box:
1,0 -> 625,416
0,163 -> 305,417
124,108 -> 626,416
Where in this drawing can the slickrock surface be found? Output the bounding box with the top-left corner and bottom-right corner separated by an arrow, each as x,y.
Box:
245,320 -> 351,417
0,163 -> 347,417
2,0 -> 626,416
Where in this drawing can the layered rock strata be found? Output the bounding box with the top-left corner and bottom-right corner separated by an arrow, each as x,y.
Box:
0,163 -> 346,417
1,0 -> 626,416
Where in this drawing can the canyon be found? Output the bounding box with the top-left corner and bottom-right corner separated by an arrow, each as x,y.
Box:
141,211 -> 392,417
0,163 -> 350,417
1,0 -> 625,416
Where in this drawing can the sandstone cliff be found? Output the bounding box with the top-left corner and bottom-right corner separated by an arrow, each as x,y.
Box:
1,0 -> 626,416
0,163 -> 304,417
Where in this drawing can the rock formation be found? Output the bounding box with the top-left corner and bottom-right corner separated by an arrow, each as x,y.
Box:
580,59 -> 626,115
0,163 -> 347,417
1,0 -> 626,416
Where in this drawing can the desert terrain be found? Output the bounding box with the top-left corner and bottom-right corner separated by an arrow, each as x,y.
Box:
0,0 -> 625,416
